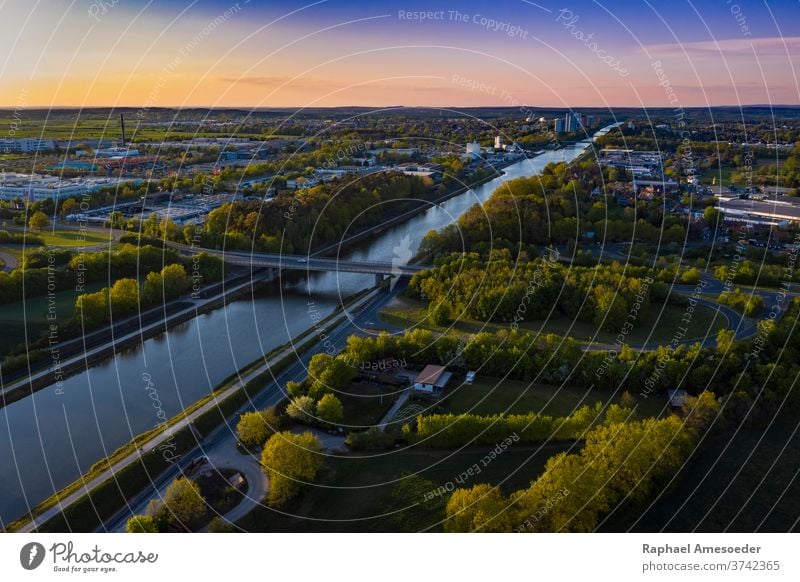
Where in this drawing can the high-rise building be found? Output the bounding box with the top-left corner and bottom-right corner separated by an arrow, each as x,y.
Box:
465,141 -> 481,157
494,135 -> 503,150
565,112 -> 582,132
554,118 -> 565,133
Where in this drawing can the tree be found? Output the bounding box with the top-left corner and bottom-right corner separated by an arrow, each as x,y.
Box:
680,391 -> 721,433
75,289 -> 110,328
126,514 -> 158,533
141,271 -> 164,304
162,477 -> 206,530
60,198 -> 79,219
28,210 -> 50,230
704,206 -> 721,227
236,407 -> 281,447
207,517 -> 235,533
680,267 -> 701,285
109,277 -> 139,315
428,300 -> 453,326
160,263 -> 190,298
716,328 -> 736,353
445,484 -> 513,532
261,431 -> 323,507
316,393 -> 344,425
286,395 -> 316,423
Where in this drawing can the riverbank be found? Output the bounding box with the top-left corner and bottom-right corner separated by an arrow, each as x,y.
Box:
8,286 -> 380,532
0,269 -> 270,407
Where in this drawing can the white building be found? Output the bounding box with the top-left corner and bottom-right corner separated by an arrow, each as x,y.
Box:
465,141 -> 481,158
0,138 -> 55,153
0,173 -> 136,202
95,147 -> 140,158
494,136 -> 504,150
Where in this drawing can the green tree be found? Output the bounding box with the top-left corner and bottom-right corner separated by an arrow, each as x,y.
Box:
60,198 -> 79,219
316,393 -> 344,425
109,277 -> 139,315
126,514 -> 158,533
160,263 -> 190,298
28,210 -> 50,230
236,407 -> 281,447
445,484 -> 513,532
75,289 -> 110,328
680,267 -> 701,284
261,431 -> 323,507
162,477 -> 206,530
286,395 -> 316,423
716,328 -> 736,353
207,517 -> 235,533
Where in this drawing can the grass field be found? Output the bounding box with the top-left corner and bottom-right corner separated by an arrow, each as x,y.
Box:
340,381 -> 399,428
601,412 -> 800,532
32,229 -> 112,248
0,281 -> 106,355
381,298 -> 727,346
697,166 -> 736,186
437,376 -> 666,419
237,441 -> 577,532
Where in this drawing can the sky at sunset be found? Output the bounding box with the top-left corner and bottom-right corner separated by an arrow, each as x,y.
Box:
1,0 -> 799,108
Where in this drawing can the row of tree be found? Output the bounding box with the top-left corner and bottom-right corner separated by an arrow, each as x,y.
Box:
408,251 -> 674,331
443,392 -> 718,532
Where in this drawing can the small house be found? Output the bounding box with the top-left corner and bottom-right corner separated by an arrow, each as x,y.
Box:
413,365 -> 452,396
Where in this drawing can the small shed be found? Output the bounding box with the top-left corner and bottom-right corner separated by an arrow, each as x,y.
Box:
413,365 -> 452,395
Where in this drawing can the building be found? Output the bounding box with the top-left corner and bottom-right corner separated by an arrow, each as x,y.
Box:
0,172 -> 136,202
465,141 -> 481,158
554,118 -> 565,133
494,135 -> 504,150
565,112 -> 582,132
718,196 -> 800,227
0,138 -> 55,153
413,364 -> 453,396
95,147 -> 140,158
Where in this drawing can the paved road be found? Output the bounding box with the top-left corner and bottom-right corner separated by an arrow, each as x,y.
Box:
99,284 -> 401,532
17,286 -> 384,533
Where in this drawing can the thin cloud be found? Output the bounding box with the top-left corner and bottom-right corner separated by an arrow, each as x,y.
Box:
642,36 -> 800,58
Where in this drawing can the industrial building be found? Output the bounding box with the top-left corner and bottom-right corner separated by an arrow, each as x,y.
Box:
0,138 -> 55,153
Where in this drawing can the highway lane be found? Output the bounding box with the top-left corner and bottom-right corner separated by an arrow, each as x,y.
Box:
101,283 -> 403,531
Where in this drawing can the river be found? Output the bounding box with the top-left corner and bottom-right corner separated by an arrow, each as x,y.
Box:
0,126 -> 616,525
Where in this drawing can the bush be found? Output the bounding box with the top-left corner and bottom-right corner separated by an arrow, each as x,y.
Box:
346,427 -> 394,450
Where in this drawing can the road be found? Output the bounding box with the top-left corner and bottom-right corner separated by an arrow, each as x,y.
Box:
165,241 -> 428,277
17,285 -> 385,533
99,283 -> 402,532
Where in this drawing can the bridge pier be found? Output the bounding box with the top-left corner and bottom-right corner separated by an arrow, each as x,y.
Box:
375,273 -> 385,289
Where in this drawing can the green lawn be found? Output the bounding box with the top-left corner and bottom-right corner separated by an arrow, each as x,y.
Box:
381,298 -> 727,346
36,229 -> 112,248
697,166 -> 736,186
237,441 -> 576,532
603,412 -> 800,532
340,381 -> 399,428
0,281 -> 106,355
437,376 -> 666,419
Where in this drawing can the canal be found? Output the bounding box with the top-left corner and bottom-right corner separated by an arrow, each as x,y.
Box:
0,128 -> 614,525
